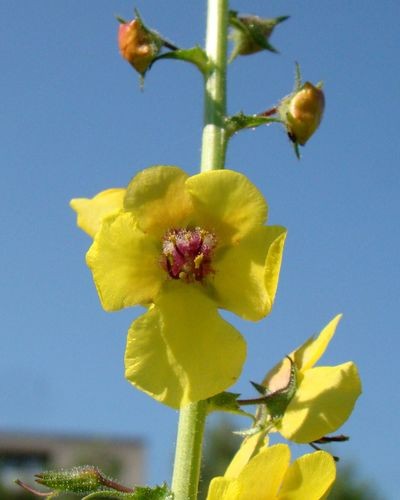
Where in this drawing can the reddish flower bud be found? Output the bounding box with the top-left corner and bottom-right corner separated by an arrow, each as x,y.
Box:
118,18 -> 162,75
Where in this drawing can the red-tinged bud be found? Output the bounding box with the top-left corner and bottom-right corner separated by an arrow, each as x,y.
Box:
118,17 -> 162,75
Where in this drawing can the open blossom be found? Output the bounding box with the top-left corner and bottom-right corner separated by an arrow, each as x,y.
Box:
262,315 -> 362,443
207,439 -> 336,500
71,165 -> 286,407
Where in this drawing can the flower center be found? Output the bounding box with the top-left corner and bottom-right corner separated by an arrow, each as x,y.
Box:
162,227 -> 217,282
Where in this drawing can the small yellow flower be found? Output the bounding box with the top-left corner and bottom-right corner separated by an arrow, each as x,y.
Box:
207,441 -> 336,500
71,166 -> 286,408
262,315 -> 362,443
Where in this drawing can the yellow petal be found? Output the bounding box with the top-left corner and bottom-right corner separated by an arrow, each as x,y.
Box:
212,226 -> 286,321
124,165 -> 193,238
224,431 -> 268,479
262,315 -> 341,392
124,282 -> 246,408
278,363 -> 362,443
70,188 -> 125,237
292,315 -> 342,372
86,212 -> 165,311
278,451 -> 336,500
186,170 -> 268,246
206,477 -> 234,500
234,444 -> 290,499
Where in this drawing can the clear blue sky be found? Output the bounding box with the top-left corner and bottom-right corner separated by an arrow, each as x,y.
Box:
1,1 -> 399,497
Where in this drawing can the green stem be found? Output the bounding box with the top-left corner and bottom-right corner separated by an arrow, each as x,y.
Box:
171,2 -> 229,499
171,400 -> 208,500
200,0 -> 229,172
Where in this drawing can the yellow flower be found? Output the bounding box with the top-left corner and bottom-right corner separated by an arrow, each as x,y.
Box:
262,315 -> 362,443
207,440 -> 336,500
71,165 -> 286,408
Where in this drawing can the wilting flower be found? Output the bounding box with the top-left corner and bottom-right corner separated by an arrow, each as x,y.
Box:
207,440 -> 336,500
262,315 -> 362,443
71,165 -> 286,408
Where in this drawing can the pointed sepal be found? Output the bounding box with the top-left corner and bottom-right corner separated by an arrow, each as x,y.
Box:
207,391 -> 255,420
229,11 -> 289,61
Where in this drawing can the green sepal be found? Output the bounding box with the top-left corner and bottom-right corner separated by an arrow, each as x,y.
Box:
151,46 -> 211,76
206,392 -> 254,420
34,466 -> 107,494
250,381 -> 269,396
229,11 -> 289,61
225,112 -> 282,139
294,61 -> 302,91
82,483 -> 173,500
116,16 -> 128,25
259,357 -> 298,420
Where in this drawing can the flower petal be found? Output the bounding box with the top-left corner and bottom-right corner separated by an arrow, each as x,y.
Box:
212,226 -> 286,321
86,212 -> 165,311
124,282 -> 246,408
124,165 -> 193,237
186,170 -> 268,245
70,188 -> 125,237
278,362 -> 362,443
278,451 -> 336,500
206,477 -> 234,500
292,315 -> 342,372
224,431 -> 268,479
235,444 -> 290,499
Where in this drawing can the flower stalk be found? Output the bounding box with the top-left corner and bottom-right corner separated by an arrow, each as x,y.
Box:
172,0 -> 229,498
200,0 -> 229,172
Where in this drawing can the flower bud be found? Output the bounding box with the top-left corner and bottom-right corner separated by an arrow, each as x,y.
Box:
280,82 -> 325,146
118,16 -> 163,75
34,466 -> 104,494
229,12 -> 289,61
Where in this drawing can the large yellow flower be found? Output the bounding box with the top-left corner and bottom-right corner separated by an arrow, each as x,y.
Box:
207,439 -> 336,500
71,165 -> 286,408
262,315 -> 362,443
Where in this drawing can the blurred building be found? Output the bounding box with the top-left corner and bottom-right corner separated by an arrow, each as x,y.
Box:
0,430 -> 144,497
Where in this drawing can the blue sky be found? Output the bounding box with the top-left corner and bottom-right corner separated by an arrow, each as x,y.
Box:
1,0 -> 399,497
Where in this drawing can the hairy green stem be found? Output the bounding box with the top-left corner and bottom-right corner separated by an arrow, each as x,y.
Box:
171,1 -> 229,499
200,0 -> 229,172
171,401 -> 208,500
